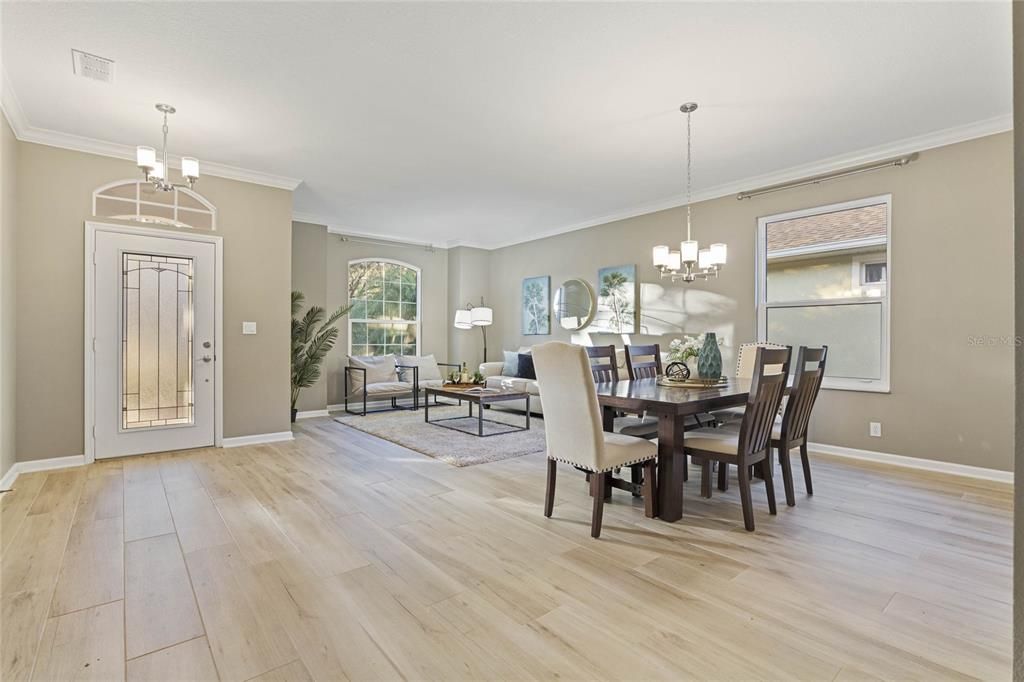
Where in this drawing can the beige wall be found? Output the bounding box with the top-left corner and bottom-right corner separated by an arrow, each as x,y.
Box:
487,132 -> 1014,472
1,112 -> 17,479
291,222 -> 328,413
15,142 -> 293,461
290,223 -> 449,409
447,246 -> 492,367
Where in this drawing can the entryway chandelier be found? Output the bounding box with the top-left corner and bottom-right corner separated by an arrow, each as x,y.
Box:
135,103 -> 200,192
652,102 -> 727,282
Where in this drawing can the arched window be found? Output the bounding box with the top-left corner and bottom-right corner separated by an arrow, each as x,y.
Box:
348,259 -> 420,357
92,179 -> 217,230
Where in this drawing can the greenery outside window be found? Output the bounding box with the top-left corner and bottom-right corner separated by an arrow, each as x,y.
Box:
348,259 -> 420,357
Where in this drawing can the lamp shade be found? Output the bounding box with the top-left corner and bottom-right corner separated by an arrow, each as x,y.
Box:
710,243 -> 727,265
666,250 -> 682,271
453,309 -> 473,329
652,245 -> 670,267
150,160 -> 165,180
698,248 -> 711,270
681,240 -> 699,264
136,146 -> 156,170
181,157 -> 200,179
470,306 -> 493,326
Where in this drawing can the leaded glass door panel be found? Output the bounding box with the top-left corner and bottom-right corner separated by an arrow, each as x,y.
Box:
93,229 -> 216,458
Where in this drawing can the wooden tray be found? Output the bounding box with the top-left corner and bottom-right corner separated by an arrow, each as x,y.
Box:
657,377 -> 728,388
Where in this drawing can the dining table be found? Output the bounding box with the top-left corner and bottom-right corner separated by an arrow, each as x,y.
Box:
594,376 -> 792,522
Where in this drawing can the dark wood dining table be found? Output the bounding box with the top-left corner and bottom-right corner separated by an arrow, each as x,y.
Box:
594,377 -> 791,522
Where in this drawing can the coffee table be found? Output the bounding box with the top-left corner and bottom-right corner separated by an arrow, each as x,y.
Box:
423,385 -> 531,437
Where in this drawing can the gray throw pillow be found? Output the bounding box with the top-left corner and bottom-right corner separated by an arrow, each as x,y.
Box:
501,350 -> 518,377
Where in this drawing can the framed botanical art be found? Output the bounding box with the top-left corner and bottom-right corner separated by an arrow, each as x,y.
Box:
522,276 -> 550,335
593,264 -> 637,333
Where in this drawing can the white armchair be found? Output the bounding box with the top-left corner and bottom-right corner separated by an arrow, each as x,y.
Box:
344,355 -> 419,415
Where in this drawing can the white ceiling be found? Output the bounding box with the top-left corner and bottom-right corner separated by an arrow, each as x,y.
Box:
1,2 -> 1012,248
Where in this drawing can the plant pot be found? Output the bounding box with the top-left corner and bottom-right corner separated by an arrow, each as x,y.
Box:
697,332 -> 723,380
290,408 -> 297,423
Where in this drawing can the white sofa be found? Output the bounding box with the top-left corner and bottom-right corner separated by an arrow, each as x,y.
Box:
480,346 -> 637,416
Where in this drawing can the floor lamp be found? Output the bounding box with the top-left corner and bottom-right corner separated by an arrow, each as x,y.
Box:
454,298 -> 492,362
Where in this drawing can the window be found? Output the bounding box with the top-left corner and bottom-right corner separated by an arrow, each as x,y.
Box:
756,195 -> 890,392
347,259 -> 420,357
93,179 -> 216,230
861,262 -> 886,284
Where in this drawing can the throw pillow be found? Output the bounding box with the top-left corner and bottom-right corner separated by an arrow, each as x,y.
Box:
501,350 -> 518,377
517,353 -> 537,380
347,355 -> 398,395
397,354 -> 442,383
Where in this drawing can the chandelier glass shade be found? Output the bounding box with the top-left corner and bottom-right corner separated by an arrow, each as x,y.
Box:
653,102 -> 727,283
136,103 -> 200,192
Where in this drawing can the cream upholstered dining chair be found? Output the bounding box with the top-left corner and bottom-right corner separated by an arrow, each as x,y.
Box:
683,346 -> 791,531
533,342 -> 658,538
710,342 -> 788,426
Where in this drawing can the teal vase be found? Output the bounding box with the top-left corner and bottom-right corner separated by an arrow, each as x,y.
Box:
697,333 -> 722,380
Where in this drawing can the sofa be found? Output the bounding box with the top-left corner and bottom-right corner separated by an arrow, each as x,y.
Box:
480,346 -> 636,416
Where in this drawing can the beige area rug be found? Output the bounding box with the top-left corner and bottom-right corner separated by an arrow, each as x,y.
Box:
334,403 -> 546,467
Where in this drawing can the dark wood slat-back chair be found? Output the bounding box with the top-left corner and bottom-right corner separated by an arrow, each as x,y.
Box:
586,345 -> 619,384
683,346 -> 791,531
772,346 -> 827,506
624,344 -> 662,380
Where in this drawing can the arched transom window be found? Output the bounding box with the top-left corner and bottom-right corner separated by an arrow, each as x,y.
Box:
348,259 -> 420,356
93,179 -> 217,230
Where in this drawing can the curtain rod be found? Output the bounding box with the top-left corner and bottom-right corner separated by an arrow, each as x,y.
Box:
336,234 -> 436,253
736,152 -> 919,200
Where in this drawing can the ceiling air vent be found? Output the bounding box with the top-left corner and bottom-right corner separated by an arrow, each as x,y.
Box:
71,49 -> 115,83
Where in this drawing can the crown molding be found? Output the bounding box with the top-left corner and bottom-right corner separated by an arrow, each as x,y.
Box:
293,212 -> 442,250
473,113 -> 1013,251
294,113 -> 1011,251
304,113 -> 1012,252
2,72 -> 301,191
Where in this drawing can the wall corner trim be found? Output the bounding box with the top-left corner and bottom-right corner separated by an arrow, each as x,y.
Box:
0,455 -> 87,490
221,431 -> 295,448
808,442 -> 1013,484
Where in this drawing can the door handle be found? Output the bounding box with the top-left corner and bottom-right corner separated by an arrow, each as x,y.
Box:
199,355 -> 213,363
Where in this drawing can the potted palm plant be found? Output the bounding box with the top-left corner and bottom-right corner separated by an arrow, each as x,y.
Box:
291,291 -> 351,422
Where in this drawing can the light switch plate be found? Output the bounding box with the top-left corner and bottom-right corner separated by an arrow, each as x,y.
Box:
869,422 -> 882,437
242,321 -> 257,335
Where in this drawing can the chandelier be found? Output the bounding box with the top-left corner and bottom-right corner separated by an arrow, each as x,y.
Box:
652,102 -> 726,282
135,103 -> 200,192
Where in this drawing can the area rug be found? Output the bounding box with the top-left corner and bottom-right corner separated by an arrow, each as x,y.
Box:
334,404 -> 546,467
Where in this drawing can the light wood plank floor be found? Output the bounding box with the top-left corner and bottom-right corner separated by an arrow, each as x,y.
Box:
1,417 -> 1011,681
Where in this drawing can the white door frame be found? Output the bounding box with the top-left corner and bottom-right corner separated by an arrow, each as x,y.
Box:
84,221 -> 224,463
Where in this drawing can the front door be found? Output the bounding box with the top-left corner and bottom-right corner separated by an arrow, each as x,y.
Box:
92,228 -> 217,458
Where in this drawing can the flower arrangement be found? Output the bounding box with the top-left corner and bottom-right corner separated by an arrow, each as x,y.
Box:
667,334 -> 714,364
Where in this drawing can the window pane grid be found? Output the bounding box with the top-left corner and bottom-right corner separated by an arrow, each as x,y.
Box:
348,260 -> 420,357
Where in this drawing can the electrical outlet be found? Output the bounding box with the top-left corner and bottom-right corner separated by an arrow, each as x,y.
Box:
869,422 -> 882,437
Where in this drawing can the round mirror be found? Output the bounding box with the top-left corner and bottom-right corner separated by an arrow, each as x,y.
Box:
552,278 -> 596,331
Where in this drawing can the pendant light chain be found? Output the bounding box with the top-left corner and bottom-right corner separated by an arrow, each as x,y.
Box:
685,106 -> 693,242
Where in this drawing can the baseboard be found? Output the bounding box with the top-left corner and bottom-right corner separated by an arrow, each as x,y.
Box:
295,409 -> 330,419
221,431 -> 295,448
807,442 -> 1013,484
0,454 -> 86,490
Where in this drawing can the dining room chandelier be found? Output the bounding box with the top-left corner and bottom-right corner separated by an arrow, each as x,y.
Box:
652,102 -> 727,282
135,103 -> 200,192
